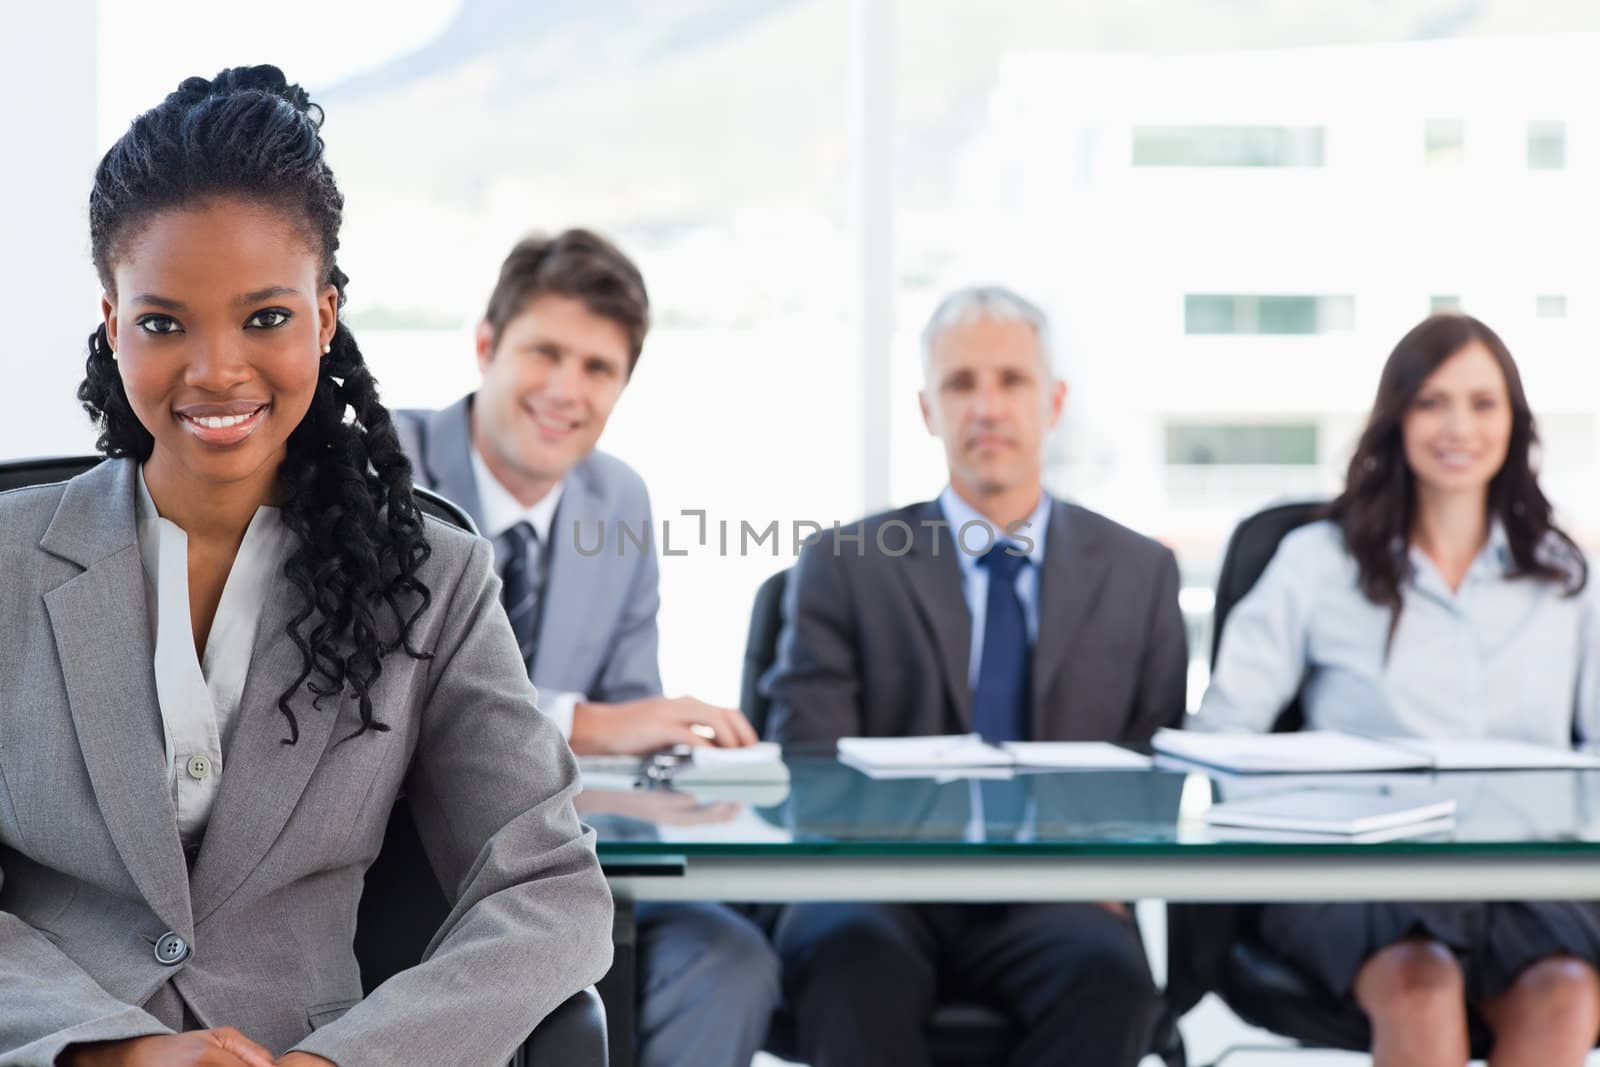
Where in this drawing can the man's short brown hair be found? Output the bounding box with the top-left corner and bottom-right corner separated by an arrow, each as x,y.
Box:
483,229 -> 650,370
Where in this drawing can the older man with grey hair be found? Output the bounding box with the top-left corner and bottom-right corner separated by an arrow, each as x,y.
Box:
761,284 -> 1187,1067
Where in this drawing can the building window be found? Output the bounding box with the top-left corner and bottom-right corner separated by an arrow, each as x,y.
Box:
1431,294 -> 1462,314
1184,294 -> 1355,335
1537,294 -> 1568,318
1528,121 -> 1568,169
1424,119 -> 1465,166
1132,125 -> 1325,167
1166,423 -> 1319,466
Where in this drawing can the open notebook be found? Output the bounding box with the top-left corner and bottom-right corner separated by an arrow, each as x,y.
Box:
837,734 -> 1151,778
1154,728 -> 1600,775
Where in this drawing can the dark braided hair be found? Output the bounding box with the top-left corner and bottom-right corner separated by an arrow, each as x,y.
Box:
78,65 -> 431,742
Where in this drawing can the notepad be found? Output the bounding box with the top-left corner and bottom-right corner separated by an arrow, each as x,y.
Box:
1202,788 -> 1457,836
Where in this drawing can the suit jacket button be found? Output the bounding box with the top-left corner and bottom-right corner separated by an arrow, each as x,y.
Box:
154,932 -> 190,965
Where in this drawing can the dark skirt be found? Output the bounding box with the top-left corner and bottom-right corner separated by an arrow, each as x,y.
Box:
1257,901 -> 1600,1003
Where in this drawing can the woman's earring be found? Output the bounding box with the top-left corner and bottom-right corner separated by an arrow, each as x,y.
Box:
322,343 -> 332,356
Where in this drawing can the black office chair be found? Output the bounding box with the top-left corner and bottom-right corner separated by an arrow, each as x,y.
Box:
741,567 -> 1186,1067
1164,500 -> 1500,1062
1,454 -> 605,1065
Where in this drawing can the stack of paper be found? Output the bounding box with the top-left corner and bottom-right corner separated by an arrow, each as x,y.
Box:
1201,788 -> 1456,843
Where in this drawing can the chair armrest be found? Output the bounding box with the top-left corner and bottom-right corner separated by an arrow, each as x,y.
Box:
514,986 -> 608,1067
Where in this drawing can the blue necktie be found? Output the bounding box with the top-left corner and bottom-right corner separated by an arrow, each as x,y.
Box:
498,522 -> 542,667
972,546 -> 1032,744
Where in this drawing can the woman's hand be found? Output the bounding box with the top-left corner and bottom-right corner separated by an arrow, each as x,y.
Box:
62,1029 -> 276,1067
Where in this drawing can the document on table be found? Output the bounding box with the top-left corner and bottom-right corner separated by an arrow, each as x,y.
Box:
838,735 -> 1014,773
1155,729 -> 1600,774
1388,737 -> 1600,771
837,735 -> 1151,778
1001,742 -> 1152,770
1202,788 -> 1457,835
1153,729 -> 1431,774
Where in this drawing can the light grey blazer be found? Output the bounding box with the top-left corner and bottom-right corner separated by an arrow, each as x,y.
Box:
394,394 -> 663,702
0,459 -> 613,1065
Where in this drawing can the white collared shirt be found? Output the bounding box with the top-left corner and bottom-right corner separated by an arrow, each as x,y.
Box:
936,485 -> 1053,690
135,467 -> 292,847
1197,518 -> 1600,747
468,446 -> 582,736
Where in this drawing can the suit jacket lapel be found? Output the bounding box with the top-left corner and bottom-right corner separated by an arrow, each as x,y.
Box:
1031,500 -> 1111,736
39,460 -> 194,936
899,502 -> 973,731
423,394 -> 485,529
188,582 -> 342,924
531,462 -> 607,687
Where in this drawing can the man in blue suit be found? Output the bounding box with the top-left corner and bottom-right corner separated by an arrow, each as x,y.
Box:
395,229 -> 778,1067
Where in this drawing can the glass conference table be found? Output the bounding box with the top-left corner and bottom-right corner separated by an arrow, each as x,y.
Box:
586,750 -> 1600,902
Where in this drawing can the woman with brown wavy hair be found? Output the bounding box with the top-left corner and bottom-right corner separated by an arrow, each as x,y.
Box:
1200,313 -> 1600,1066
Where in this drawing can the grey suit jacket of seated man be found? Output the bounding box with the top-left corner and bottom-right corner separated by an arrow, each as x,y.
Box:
394,393 -> 662,702
761,496 -> 1189,746
0,459 -> 614,1066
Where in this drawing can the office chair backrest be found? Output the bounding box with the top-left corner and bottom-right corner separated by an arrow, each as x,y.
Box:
0,453 -> 476,534
739,567 -> 790,738
1209,499 -> 1326,735
1209,500 -> 1326,667
0,454 -> 101,492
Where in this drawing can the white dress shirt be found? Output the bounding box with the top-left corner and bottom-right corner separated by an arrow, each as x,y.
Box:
135,467 -> 292,847
469,447 -> 581,736
1197,518 -> 1600,748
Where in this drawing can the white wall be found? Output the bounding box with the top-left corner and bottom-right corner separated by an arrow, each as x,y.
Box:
3,2 -> 101,460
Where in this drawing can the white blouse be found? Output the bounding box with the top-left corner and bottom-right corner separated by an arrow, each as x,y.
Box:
135,468 -> 292,847
1196,519 -> 1600,748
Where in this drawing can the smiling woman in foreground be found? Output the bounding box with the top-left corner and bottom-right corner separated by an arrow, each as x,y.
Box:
0,66 -> 611,1066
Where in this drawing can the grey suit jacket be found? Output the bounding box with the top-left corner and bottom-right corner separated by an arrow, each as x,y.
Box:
762,497 -> 1188,747
0,459 -> 613,1065
394,395 -> 662,702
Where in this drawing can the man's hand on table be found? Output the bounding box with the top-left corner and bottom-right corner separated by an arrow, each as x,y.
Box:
570,696 -> 759,755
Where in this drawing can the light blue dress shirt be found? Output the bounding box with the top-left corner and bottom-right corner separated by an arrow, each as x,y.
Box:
937,485 -> 1052,691
1197,518 -> 1600,748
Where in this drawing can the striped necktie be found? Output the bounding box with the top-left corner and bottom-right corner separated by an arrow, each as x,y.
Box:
498,521 -> 542,667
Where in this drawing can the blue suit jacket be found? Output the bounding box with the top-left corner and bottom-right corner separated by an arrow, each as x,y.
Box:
394,394 -> 663,703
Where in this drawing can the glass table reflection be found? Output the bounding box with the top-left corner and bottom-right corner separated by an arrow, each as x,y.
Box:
584,751 -> 1600,902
